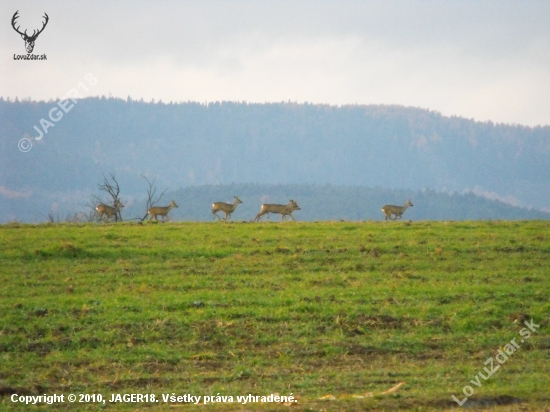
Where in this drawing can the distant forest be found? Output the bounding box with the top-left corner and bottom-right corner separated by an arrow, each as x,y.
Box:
1,98 -> 549,221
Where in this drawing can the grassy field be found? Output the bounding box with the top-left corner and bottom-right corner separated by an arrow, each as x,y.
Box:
0,220 -> 549,411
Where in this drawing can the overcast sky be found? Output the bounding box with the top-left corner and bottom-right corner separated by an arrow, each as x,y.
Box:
1,0 -> 549,126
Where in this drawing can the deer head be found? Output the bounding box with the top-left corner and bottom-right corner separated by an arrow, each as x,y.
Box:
12,11 -> 49,54
290,200 -> 301,210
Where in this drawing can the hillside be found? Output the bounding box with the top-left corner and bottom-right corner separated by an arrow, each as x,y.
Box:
1,98 -> 549,221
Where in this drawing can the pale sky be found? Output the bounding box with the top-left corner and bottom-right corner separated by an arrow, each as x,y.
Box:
1,0 -> 549,126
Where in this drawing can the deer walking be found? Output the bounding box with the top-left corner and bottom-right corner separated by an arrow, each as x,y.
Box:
148,200 -> 178,222
96,200 -> 124,222
253,200 -> 301,222
212,196 -> 242,221
381,200 -> 413,221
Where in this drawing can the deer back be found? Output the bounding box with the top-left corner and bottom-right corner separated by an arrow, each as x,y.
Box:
262,200 -> 300,214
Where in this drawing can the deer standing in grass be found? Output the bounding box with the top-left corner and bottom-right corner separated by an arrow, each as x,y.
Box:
148,200 -> 178,222
212,196 -> 242,221
253,199 -> 301,222
96,200 -> 124,222
381,199 -> 413,221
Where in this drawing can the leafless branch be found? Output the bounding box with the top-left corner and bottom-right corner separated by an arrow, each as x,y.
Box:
96,174 -> 123,222
36,211 -> 59,223
135,175 -> 168,223
78,200 -> 100,222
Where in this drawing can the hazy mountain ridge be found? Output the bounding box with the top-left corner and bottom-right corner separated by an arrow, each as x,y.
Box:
1,98 -> 549,221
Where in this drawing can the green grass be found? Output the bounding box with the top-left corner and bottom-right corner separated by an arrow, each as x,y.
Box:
1,220 -> 549,410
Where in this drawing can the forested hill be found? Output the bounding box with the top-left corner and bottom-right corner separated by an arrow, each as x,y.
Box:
1,97 -> 550,221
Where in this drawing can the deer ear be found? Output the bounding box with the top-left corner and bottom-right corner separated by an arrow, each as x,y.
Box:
21,34 -> 25,39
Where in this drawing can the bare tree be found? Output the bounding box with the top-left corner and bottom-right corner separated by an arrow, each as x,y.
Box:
136,175 -> 168,223
35,211 -> 60,223
93,174 -> 124,222
63,207 -> 85,223
78,200 -> 101,222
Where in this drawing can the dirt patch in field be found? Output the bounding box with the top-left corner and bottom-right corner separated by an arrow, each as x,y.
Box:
105,377 -> 169,390
368,247 -> 381,258
25,341 -> 53,355
0,386 -> 19,396
274,246 -> 291,253
339,344 -> 399,356
0,385 -> 44,397
432,395 -> 522,408
355,314 -> 408,329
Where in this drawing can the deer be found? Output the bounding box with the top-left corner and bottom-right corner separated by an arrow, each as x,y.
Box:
381,199 -> 413,221
253,199 -> 301,222
148,200 -> 178,222
96,200 -> 124,222
11,11 -> 49,54
212,196 -> 242,221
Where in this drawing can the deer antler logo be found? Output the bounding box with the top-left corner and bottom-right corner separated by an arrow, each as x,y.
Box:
11,11 -> 49,54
